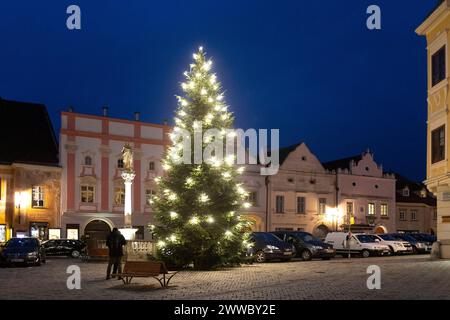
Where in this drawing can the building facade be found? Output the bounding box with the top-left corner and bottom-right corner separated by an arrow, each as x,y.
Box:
323,151 -> 396,234
266,143 -> 336,237
393,173 -> 437,234
416,0 -> 450,257
0,99 -> 61,242
59,109 -> 170,241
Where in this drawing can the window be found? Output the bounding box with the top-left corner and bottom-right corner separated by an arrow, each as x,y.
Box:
146,189 -> 155,206
114,187 -> 125,205
318,198 -> 326,214
149,161 -> 155,171
411,210 -> 417,221
32,186 -> 44,208
84,156 -> 92,166
275,195 -> 284,213
117,159 -> 124,169
297,197 -> 306,214
399,210 -> 406,221
380,204 -> 388,216
432,125 -> 445,163
346,202 -> 354,216
81,185 -> 94,203
403,188 -> 409,197
432,45 -> 446,86
368,203 -> 375,215
246,191 -> 257,207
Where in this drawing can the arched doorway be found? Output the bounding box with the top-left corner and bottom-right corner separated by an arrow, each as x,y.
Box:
84,219 -> 111,249
313,224 -> 329,239
374,226 -> 387,234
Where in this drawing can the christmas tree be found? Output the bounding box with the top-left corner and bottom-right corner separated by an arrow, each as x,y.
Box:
151,47 -> 252,270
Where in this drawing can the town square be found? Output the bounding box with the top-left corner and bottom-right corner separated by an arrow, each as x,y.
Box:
1,0 -> 450,310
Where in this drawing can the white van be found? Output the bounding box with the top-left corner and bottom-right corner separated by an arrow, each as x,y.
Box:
324,232 -> 391,258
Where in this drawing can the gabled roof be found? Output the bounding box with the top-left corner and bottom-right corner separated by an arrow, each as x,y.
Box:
389,171 -> 436,206
0,98 -> 59,166
322,154 -> 363,172
278,142 -> 303,165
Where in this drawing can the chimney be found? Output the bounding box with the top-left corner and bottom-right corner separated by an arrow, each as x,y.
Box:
68,106 -> 74,112
134,112 -> 140,121
102,106 -> 108,117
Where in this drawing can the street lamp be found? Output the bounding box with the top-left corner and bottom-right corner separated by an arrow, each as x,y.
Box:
325,207 -> 340,232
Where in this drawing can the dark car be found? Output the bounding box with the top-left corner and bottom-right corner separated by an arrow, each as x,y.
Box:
42,239 -> 86,258
389,233 -> 432,254
272,231 -> 336,261
248,232 -> 295,263
0,237 -> 46,266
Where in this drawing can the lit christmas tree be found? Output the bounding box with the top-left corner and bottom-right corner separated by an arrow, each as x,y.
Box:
151,47 -> 252,270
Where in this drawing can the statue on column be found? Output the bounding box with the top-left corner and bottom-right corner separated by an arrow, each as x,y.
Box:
121,143 -> 134,172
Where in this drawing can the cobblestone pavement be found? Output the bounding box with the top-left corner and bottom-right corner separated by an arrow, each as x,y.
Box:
1,255 -> 449,300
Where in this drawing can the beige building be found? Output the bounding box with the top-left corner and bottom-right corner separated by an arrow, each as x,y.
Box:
416,0 -> 450,257
0,98 -> 61,242
265,143 -> 336,237
393,173 -> 437,234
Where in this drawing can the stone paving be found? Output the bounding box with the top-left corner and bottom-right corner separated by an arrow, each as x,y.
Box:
1,255 -> 450,300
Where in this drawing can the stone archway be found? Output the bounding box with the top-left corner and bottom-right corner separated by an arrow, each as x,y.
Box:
374,226 -> 387,234
243,214 -> 264,232
313,224 -> 330,239
84,219 -> 112,248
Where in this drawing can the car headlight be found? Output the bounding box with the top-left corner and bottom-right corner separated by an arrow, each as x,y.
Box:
416,242 -> 425,248
27,252 -> 38,258
394,242 -> 403,247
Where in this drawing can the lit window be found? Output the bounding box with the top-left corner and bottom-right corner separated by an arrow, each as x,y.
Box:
297,197 -> 306,214
149,161 -> 155,171
114,187 -> 125,205
118,159 -> 124,169
346,202 -> 353,216
146,189 -> 155,206
32,186 -> 44,208
275,195 -> 284,213
318,198 -> 327,214
368,203 -> 375,215
81,185 -> 94,203
246,191 -> 257,207
380,204 -> 388,216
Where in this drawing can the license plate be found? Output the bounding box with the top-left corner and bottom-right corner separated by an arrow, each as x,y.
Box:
283,252 -> 292,255
10,259 -> 24,263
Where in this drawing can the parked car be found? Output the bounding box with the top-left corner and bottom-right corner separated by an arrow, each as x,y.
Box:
0,237 -> 46,266
271,231 -> 335,261
410,233 -> 437,244
248,232 -> 295,263
372,234 -> 413,255
324,232 -> 390,258
388,233 -> 432,254
42,239 -> 86,258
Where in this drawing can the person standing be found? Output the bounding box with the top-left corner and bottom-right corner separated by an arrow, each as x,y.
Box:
106,228 -> 127,280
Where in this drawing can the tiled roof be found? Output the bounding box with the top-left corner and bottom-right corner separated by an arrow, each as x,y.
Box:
0,98 -> 59,166
322,154 -> 363,172
389,172 -> 436,206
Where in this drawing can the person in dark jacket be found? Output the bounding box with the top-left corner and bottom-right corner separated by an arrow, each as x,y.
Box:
106,228 -> 127,280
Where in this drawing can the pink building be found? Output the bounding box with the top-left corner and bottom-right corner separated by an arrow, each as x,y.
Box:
59,109 -> 170,241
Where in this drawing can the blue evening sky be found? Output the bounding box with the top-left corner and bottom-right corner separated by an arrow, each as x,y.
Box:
0,1 -> 439,181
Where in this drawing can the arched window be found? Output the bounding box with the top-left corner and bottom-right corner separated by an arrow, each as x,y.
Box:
149,161 -> 155,171
84,156 -> 92,166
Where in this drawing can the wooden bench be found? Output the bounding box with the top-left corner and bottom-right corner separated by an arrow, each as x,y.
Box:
113,261 -> 178,287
